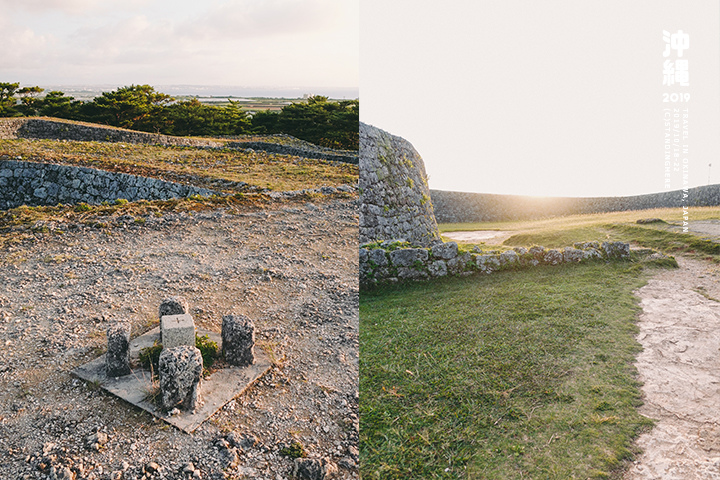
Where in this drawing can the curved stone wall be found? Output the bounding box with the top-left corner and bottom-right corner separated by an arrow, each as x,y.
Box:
0,159 -> 216,210
226,140 -> 358,164
431,186 -> 720,223
359,122 -> 441,246
0,117 -> 221,148
0,118 -> 358,164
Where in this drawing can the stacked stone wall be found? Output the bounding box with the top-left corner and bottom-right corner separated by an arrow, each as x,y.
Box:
0,159 -> 215,210
360,240 -> 632,287
0,118 -> 358,164
431,186 -> 720,223
359,122 -> 441,246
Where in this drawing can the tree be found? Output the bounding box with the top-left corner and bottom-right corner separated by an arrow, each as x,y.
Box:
0,82 -> 21,117
16,86 -> 45,116
82,84 -> 173,132
37,91 -> 79,119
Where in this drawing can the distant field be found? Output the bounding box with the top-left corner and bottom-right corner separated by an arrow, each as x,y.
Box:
439,207 -> 720,258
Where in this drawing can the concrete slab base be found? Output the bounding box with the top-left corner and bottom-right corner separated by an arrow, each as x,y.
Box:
72,327 -> 271,433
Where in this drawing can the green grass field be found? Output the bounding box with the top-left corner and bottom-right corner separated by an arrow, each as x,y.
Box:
360,208 -> 720,479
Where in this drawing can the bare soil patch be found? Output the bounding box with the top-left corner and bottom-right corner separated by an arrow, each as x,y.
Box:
0,197 -> 359,479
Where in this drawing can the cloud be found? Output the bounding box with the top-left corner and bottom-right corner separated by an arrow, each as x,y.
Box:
0,0 -> 101,14
0,16 -> 50,71
180,0 -> 344,41
1,0 -> 358,87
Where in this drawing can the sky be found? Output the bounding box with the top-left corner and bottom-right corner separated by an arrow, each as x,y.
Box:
361,1 -> 720,198
0,0 -> 358,96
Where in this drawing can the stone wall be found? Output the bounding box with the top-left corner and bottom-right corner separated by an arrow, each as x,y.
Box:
360,240 -> 632,287
0,118 -> 221,148
0,118 -> 358,164
432,186 -> 720,223
359,122 -> 441,246
226,140 -> 358,164
0,159 -> 215,210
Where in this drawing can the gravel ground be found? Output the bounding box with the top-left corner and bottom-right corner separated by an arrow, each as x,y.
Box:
0,196 -> 359,480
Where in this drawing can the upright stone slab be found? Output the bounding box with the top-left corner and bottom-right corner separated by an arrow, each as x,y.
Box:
161,314 -> 196,349
159,346 -> 203,411
106,323 -> 131,377
159,297 -> 189,343
222,315 -> 255,367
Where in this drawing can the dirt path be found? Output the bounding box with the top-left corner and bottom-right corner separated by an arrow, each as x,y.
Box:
625,256 -> 720,479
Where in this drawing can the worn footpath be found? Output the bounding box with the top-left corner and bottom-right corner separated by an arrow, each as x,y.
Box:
626,256 -> 720,479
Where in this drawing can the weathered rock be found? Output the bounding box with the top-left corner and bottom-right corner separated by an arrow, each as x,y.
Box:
528,246 -> 546,260
431,241 -> 458,260
447,253 -> 472,275
222,315 -> 255,367
159,296 -> 188,318
106,323 -> 131,377
499,250 -> 519,266
159,346 -> 203,411
293,457 -> 338,480
389,248 -> 428,267
602,241 -> 631,259
367,248 -> 389,267
544,249 -> 563,265
562,247 -> 585,263
428,260 -> 448,277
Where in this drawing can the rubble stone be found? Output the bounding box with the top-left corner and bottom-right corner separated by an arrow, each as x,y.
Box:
106,323 -> 131,377
222,315 -> 255,367
159,346 -> 203,411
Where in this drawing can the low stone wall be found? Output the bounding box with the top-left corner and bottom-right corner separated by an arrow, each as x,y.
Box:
0,159 -> 216,209
431,185 -> 720,223
0,117 -> 221,147
226,141 -> 358,164
360,240 -> 631,287
0,118 -> 358,164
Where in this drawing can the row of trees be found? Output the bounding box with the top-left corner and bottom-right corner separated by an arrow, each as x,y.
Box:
0,83 -> 358,150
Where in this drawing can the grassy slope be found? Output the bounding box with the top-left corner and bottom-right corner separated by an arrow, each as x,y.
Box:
0,139 -> 357,193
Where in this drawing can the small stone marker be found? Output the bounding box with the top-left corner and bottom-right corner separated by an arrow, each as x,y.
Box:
159,346 -> 203,411
222,315 -> 255,367
106,323 -> 131,377
159,297 -> 189,343
161,314 -> 196,349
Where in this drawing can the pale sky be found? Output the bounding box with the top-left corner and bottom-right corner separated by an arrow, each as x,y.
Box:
0,0 -> 358,93
361,1 -> 720,197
